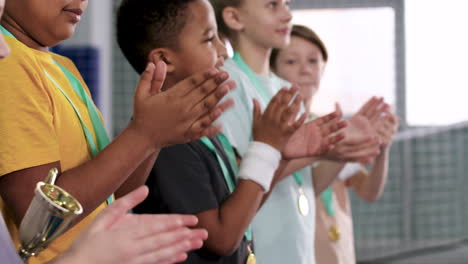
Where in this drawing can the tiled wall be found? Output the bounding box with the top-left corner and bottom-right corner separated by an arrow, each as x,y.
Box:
351,124 -> 468,260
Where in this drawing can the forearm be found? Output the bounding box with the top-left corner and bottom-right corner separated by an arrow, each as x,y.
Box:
355,147 -> 390,201
312,161 -> 345,195
202,180 -> 264,256
54,124 -> 157,221
114,150 -> 159,199
260,159 -> 288,206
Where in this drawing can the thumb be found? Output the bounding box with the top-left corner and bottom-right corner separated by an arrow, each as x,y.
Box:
134,63 -> 156,102
89,185 -> 149,232
151,60 -> 167,95
253,98 -> 262,121
335,102 -> 343,118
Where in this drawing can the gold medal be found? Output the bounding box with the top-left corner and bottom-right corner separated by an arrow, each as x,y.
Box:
246,245 -> 256,264
328,225 -> 340,242
297,187 -> 310,216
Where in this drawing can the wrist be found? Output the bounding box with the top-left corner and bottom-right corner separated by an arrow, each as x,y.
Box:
238,141 -> 281,192
126,121 -> 161,152
379,144 -> 391,154
252,131 -> 283,152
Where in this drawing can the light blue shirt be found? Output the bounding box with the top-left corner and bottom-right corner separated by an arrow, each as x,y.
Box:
218,58 -> 316,264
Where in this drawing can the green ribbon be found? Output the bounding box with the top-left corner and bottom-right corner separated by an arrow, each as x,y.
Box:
321,187 -> 334,217
1,25 -> 114,204
200,134 -> 252,242
46,62 -> 114,205
0,25 -> 14,38
232,51 -> 271,103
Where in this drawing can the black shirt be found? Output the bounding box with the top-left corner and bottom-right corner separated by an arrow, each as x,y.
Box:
134,137 -> 249,264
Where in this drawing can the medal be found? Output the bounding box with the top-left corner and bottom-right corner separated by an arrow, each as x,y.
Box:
328,225 -> 340,242
246,245 -> 256,264
297,187 -> 310,216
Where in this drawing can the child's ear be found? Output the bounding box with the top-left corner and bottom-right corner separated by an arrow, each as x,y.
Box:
223,7 -> 244,31
148,49 -> 175,73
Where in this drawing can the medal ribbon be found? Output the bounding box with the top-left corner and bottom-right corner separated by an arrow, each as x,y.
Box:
1,25 -> 114,204
321,187 -> 334,216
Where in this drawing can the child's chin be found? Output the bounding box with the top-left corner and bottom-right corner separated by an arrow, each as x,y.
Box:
52,27 -> 76,44
273,39 -> 291,49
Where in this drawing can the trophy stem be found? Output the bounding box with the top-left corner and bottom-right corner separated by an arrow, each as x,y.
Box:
18,247 -> 33,262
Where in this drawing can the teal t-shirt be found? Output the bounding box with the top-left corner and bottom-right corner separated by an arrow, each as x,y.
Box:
217,58 -> 316,264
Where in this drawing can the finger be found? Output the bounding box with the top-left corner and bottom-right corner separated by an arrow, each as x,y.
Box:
188,99 -> 234,140
335,103 -> 343,119
173,68 -> 220,97
328,131 -> 346,145
315,110 -> 340,127
159,253 -> 188,264
118,214 -> 200,239
339,146 -> 381,162
279,86 -> 296,105
156,237 -> 205,264
134,63 -> 156,102
134,237 -> 205,264
199,124 -> 223,139
139,227 -> 208,247
362,97 -> 383,119
368,102 -> 388,122
340,138 -> 381,153
186,71 -> 231,104
327,120 -> 348,135
359,96 -> 380,116
91,186 -> 149,232
320,118 -> 347,137
282,94 -> 302,125
357,96 -> 378,116
137,227 -> 195,253
190,80 -> 235,114
290,113 -> 307,133
264,88 -> 286,117
287,85 -> 300,104
253,98 -> 262,122
151,60 -> 167,95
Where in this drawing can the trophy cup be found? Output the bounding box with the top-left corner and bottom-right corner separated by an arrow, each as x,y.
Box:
17,168 -> 83,262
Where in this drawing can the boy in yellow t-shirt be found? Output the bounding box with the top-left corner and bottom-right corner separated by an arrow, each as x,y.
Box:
0,0 -> 234,263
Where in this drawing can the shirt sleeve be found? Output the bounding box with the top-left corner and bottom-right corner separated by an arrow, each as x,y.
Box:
0,52 -> 60,176
152,142 -> 220,214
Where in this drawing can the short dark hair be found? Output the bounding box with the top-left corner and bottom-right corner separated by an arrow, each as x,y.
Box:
116,0 -> 196,74
271,24 -> 329,69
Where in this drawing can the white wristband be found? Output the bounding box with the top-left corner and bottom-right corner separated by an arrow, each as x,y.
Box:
338,163 -> 363,181
238,141 -> 281,192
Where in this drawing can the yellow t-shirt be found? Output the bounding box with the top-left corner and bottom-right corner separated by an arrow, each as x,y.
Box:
0,34 -> 107,263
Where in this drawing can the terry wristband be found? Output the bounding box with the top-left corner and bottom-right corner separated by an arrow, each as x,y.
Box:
238,141 -> 281,192
338,162 -> 363,181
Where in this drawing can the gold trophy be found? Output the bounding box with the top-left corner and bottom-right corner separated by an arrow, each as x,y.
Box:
17,168 -> 83,262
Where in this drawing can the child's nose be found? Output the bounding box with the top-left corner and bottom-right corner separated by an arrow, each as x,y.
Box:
216,38 -> 228,58
280,6 -> 292,23
301,63 -> 313,74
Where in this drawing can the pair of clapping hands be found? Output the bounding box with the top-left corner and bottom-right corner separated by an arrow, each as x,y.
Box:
250,86 -> 398,164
